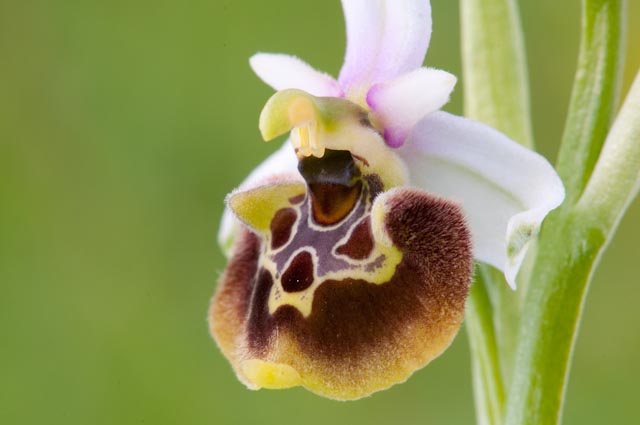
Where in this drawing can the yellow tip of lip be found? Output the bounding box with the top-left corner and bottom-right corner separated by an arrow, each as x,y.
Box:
241,359 -> 302,390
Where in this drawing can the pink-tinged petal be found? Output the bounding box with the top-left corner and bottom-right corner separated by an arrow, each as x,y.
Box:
374,0 -> 432,82
218,142 -> 301,256
367,67 -> 456,147
250,53 -> 343,97
338,0 -> 385,90
397,111 -> 565,288
338,0 -> 432,91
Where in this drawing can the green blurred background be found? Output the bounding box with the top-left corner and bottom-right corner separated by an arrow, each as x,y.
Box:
1,0 -> 638,424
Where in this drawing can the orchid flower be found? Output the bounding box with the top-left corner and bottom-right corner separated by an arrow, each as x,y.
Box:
210,0 -> 564,400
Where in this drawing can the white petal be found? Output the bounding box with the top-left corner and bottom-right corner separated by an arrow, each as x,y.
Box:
218,142 -> 300,256
250,53 -> 342,97
338,0 -> 432,91
398,111 -> 565,288
367,68 -> 456,147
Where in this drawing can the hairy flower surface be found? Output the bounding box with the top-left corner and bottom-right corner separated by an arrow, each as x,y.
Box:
210,0 -> 565,400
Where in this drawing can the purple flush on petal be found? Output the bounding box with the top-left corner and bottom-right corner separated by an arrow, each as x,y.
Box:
366,83 -> 407,148
382,128 -> 406,148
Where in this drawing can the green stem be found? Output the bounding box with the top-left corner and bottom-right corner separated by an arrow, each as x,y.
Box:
504,4 -> 633,423
555,0 -> 626,206
461,0 -> 533,423
466,273 -> 506,425
578,72 -> 640,231
504,213 -> 604,425
460,0 -> 533,149
481,266 -> 521,387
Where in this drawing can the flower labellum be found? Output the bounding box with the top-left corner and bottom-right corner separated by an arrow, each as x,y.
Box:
210,0 -> 565,400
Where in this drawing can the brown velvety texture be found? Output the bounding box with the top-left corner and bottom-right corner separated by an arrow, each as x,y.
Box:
270,208 -> 297,250
209,230 -> 260,363
210,185 -> 473,399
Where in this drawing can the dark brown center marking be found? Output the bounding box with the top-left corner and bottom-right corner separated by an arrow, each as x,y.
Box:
308,181 -> 362,225
281,251 -> 315,292
298,150 -> 362,226
270,208 -> 297,249
336,217 -> 374,260
289,194 -> 305,205
247,268 -> 275,355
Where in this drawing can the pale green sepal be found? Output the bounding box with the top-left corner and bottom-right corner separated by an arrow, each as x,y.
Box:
227,182 -> 306,233
259,89 -> 363,142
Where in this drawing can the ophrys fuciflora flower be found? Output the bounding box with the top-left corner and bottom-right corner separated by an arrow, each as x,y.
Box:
210,0 -> 564,400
